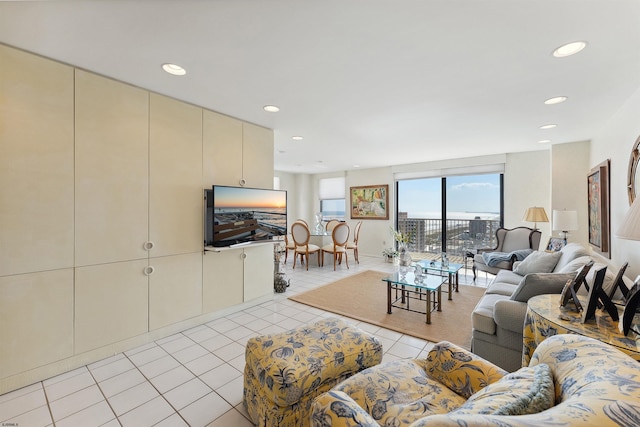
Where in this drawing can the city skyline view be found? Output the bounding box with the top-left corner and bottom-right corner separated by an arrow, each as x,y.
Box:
398,174 -> 501,219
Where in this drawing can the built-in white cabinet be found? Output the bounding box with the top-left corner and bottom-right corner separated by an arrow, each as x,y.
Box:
203,249 -> 244,312
242,122 -> 275,189
203,110 -> 243,187
0,44 -> 274,395
203,110 -> 274,189
149,253 -> 203,330
74,70 -> 149,267
243,244 -> 275,301
0,270 -> 74,378
203,244 -> 274,311
75,260 -> 149,354
0,45 -> 74,277
149,94 -> 203,257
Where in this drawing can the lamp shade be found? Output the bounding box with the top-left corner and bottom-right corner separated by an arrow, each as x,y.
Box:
523,207 -> 549,223
617,197 -> 640,241
552,210 -> 578,231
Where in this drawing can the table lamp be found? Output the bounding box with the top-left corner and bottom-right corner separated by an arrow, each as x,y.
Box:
523,206 -> 549,230
616,197 -> 640,335
552,209 -> 578,243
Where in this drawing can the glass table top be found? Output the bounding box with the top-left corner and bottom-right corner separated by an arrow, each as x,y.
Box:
382,271 -> 445,291
416,260 -> 463,274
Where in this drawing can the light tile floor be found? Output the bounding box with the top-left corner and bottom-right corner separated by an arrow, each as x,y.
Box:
0,255 -> 491,427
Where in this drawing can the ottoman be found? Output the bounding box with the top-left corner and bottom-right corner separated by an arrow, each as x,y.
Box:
243,317 -> 383,427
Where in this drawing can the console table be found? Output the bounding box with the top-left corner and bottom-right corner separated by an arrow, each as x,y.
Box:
523,294 -> 640,367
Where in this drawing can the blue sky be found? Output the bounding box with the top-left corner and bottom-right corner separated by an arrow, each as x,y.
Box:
398,174 -> 500,218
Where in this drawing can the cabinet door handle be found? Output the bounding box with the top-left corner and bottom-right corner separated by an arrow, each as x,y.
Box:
240,252 -> 247,260
143,266 -> 155,276
239,178 -> 246,187
144,241 -> 155,250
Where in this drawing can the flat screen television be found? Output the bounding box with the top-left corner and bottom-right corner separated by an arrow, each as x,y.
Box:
204,185 -> 287,247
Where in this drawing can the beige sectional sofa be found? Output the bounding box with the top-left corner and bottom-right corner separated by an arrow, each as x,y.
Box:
471,243 -> 594,371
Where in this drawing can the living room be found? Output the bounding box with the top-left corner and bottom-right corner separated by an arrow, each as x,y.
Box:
2,1 -> 640,426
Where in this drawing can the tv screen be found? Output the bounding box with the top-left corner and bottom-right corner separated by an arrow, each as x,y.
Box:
205,185 -> 287,247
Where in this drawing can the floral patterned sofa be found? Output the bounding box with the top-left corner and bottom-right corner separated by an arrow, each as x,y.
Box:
311,334 -> 640,426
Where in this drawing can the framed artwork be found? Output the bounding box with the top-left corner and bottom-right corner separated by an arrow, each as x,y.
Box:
546,237 -> 566,252
350,184 -> 389,219
587,159 -> 611,258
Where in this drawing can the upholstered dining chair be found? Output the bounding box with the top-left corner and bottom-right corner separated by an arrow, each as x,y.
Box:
283,234 -> 296,264
284,220 -> 307,264
322,222 -> 350,270
291,221 -> 321,270
325,219 -> 340,233
346,220 -> 362,263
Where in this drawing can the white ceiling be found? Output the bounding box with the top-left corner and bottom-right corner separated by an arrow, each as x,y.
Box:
1,1 -> 639,173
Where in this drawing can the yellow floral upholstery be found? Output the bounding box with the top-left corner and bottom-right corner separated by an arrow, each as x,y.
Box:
243,317 -> 383,427
312,341 -> 505,425
311,334 -> 640,426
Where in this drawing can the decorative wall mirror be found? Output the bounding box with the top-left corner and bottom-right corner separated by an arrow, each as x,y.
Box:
627,135 -> 640,205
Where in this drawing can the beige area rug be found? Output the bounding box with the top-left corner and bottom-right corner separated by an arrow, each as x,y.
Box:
289,270 -> 486,349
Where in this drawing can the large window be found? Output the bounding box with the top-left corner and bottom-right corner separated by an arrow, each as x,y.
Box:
396,173 -> 503,261
319,177 -> 346,220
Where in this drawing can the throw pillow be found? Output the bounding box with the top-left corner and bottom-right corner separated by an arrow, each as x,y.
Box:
510,272 -> 575,302
514,251 -> 562,275
557,255 -> 592,274
452,363 -> 555,416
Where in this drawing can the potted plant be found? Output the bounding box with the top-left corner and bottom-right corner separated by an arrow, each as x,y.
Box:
382,248 -> 398,263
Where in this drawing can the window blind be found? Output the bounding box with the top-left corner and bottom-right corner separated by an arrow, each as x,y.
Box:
319,177 -> 345,199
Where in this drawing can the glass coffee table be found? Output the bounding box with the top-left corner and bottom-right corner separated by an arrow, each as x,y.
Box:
416,260 -> 463,300
382,271 -> 446,324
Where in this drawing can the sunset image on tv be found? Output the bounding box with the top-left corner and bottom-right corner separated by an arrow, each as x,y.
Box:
211,186 -> 287,246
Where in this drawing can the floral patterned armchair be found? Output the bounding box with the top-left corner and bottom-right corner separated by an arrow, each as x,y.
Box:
311,334 -> 640,426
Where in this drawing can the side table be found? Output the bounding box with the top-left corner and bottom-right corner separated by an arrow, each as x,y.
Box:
523,294 -> 640,367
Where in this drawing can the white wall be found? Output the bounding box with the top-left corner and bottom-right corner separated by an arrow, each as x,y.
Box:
550,141 -> 590,248
505,150 -> 551,249
345,167 -> 395,258
591,86 -> 640,279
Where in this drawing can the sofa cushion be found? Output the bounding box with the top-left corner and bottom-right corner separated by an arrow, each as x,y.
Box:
332,359 -> 467,425
510,272 -> 575,302
493,269 -> 524,286
553,242 -> 590,272
485,281 -> 518,297
557,255 -> 592,274
451,363 -> 555,415
514,251 -> 561,275
472,294 -> 510,335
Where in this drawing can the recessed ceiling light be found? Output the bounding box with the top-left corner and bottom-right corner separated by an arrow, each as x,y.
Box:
544,96 -> 567,105
263,105 -> 280,113
539,124 -> 557,129
538,139 -> 552,144
353,164 -> 360,168
553,41 -> 587,58
162,63 -> 186,76
292,136 -> 303,141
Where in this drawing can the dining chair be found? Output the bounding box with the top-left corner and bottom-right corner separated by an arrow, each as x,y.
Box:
291,221 -> 321,270
283,234 -> 296,264
322,222 -> 350,270
325,219 -> 340,233
284,220 -> 308,263
346,220 -> 362,263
